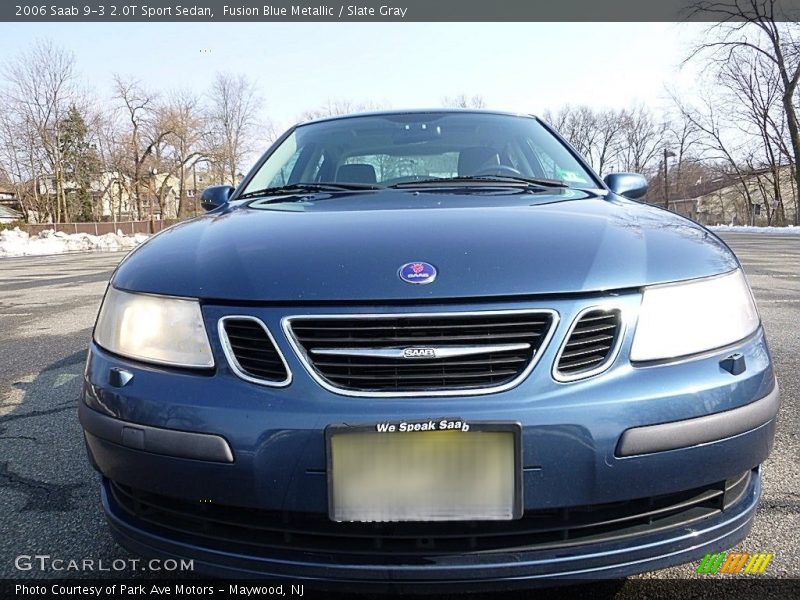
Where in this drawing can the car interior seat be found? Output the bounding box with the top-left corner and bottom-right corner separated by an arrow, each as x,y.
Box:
457,147 -> 501,176
335,163 -> 378,184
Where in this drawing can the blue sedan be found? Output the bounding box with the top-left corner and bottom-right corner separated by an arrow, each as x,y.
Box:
80,110 -> 778,590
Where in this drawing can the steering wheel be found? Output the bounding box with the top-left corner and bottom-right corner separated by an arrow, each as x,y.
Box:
472,165 -> 522,177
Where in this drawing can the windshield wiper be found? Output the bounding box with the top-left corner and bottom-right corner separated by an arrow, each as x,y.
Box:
238,182 -> 381,200
390,175 -> 568,189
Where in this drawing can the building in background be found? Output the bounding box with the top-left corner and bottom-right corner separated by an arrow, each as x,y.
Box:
25,168 -> 218,223
0,186 -> 24,223
0,205 -> 23,224
641,165 -> 798,227
0,186 -> 15,203
692,166 -> 798,227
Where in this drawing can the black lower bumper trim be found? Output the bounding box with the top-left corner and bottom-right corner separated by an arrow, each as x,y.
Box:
79,402 -> 234,463
617,381 -> 779,457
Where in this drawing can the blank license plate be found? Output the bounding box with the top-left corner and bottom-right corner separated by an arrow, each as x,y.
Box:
327,422 -> 521,522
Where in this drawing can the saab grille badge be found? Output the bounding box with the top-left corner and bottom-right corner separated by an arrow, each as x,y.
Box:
402,347 -> 437,359
399,262 -> 437,284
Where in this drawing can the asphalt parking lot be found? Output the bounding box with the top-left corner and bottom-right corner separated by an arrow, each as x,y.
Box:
0,233 -> 798,595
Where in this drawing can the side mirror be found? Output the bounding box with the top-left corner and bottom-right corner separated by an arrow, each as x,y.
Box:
603,173 -> 648,200
200,185 -> 234,211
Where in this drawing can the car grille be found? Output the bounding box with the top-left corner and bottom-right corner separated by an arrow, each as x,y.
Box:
555,309 -> 621,378
220,317 -> 290,385
108,470 -> 751,559
285,311 -> 555,394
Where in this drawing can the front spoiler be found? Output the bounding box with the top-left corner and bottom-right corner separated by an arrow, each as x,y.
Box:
100,469 -> 760,592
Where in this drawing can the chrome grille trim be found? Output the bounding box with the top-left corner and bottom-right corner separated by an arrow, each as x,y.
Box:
310,343 -> 532,360
552,305 -> 626,383
282,309 -> 559,397
218,316 -> 293,388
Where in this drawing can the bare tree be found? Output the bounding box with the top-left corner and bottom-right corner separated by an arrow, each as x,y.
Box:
688,0 -> 800,223
542,106 -> 625,176
161,90 -> 208,216
718,49 -> 789,223
616,104 -> 669,174
94,112 -> 131,223
594,109 -> 625,176
0,105 -> 34,221
653,94 -> 705,203
299,99 -> 386,122
441,94 -> 487,109
113,75 -> 173,220
675,93 -> 759,224
207,73 -> 261,186
2,40 -> 78,222
543,105 -> 598,165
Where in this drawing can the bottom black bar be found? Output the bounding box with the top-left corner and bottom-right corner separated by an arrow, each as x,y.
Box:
2,579 -> 800,599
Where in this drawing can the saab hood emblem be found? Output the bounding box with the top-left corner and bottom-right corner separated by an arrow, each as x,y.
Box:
399,262 -> 437,284
402,347 -> 437,359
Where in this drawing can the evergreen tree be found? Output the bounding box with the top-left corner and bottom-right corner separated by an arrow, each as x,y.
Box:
59,105 -> 100,221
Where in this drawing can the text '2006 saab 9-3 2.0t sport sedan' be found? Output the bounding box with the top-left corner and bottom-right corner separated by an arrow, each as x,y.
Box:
79,110 -> 779,590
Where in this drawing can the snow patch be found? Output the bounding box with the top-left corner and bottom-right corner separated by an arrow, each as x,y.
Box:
708,225 -> 800,234
0,227 -> 149,258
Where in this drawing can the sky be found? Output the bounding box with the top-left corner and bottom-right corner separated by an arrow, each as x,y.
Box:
0,22 -> 707,133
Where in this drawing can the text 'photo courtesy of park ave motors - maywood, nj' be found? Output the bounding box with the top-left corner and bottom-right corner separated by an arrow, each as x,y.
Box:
14,584 -> 306,596
0,2 -> 799,599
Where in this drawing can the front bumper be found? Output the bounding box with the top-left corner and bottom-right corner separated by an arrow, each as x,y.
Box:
80,294 -> 779,586
80,384 -> 779,465
102,469 -> 760,590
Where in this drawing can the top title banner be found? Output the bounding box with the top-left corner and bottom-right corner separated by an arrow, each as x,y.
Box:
4,0 -> 800,22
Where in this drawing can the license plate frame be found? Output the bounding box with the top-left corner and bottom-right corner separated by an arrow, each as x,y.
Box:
325,420 -> 523,522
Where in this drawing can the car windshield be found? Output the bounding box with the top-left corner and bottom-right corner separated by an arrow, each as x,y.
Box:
239,112 -> 598,197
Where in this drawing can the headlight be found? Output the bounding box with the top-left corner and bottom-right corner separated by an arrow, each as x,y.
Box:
630,269 -> 759,362
94,287 -> 214,368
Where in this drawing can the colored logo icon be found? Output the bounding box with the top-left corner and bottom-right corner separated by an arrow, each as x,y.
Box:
399,262 -> 437,285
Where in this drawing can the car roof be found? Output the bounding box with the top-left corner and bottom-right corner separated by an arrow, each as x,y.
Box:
297,108 -> 539,127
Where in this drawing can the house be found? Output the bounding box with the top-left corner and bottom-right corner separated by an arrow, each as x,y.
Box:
4,167 -> 228,224
32,171 -> 191,221
0,204 -> 23,224
643,166 -> 798,226
0,186 -> 24,223
692,166 -> 799,226
0,186 -> 15,202
667,197 -> 699,221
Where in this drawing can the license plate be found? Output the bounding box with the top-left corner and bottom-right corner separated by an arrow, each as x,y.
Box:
327,420 -> 521,522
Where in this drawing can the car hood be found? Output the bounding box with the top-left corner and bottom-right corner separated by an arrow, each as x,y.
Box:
112,189 -> 738,302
